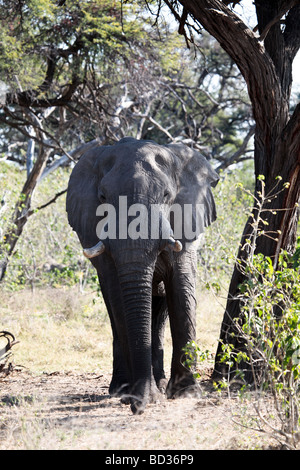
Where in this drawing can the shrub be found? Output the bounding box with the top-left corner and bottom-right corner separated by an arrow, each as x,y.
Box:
217,177 -> 300,449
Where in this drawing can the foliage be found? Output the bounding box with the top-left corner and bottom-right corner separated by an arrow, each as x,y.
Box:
0,162 -> 97,292
183,173 -> 300,448
0,1 -> 253,167
182,340 -> 210,379
0,0 -> 189,159
141,31 -> 253,163
215,178 -> 300,449
198,162 -> 254,289
228,248 -> 300,449
0,0 -> 150,92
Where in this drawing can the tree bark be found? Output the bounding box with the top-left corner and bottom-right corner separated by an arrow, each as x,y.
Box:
166,0 -> 300,379
0,143 -> 51,281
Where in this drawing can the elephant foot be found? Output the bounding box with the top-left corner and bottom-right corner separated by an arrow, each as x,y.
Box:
130,389 -> 161,414
156,377 -> 168,394
109,375 -> 129,398
130,395 -> 148,414
127,380 -> 164,414
166,374 -> 200,399
120,395 -> 131,405
129,388 -> 149,415
150,380 -> 164,403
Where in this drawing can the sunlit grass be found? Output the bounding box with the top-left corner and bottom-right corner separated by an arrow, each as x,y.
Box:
0,286 -> 112,374
0,280 -> 225,376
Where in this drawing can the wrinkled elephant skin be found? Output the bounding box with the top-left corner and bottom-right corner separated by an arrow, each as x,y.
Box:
66,137 -> 219,414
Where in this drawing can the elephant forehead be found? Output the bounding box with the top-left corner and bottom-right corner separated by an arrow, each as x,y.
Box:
100,160 -> 162,196
138,144 -> 174,166
100,141 -> 173,170
105,150 -> 172,181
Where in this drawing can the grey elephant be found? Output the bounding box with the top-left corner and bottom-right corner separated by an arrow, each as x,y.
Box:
66,137 -> 218,414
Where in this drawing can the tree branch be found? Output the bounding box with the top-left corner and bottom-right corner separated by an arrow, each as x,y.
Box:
216,125 -> 255,172
170,0 -> 285,133
257,0 -> 297,41
5,75 -> 81,108
284,4 -> 300,60
28,189 -> 67,217
40,138 -> 104,181
131,112 -> 175,141
0,107 -> 77,162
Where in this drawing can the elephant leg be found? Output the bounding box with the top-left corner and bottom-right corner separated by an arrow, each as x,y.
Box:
151,295 -> 168,393
109,332 -> 129,397
93,257 -> 130,397
165,249 -> 199,398
101,296 -> 130,398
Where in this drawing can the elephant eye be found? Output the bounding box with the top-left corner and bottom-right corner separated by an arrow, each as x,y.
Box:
98,193 -> 106,203
163,191 -> 170,200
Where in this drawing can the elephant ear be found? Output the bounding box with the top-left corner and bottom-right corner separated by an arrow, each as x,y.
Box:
66,146 -> 106,249
167,143 -> 219,245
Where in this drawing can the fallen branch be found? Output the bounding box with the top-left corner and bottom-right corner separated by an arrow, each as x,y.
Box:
0,331 -> 19,374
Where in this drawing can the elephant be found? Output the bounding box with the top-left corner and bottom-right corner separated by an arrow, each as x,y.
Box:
66,137 -> 219,414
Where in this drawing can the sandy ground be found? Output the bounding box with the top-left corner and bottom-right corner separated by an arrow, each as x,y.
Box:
0,368 -> 279,450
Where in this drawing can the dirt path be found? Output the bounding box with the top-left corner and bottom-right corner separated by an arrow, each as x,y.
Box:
0,369 -> 277,450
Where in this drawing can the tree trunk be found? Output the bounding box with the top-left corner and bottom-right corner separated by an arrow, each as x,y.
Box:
166,0 -> 300,380
0,144 -> 51,281
213,102 -> 300,380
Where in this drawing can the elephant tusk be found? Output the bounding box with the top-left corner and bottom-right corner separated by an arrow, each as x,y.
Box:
83,240 -> 105,258
167,237 -> 182,252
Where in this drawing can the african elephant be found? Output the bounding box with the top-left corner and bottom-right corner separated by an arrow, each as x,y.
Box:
66,137 -> 218,414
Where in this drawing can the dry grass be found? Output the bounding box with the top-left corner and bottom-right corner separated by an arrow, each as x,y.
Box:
0,286 -> 113,373
0,282 -> 225,375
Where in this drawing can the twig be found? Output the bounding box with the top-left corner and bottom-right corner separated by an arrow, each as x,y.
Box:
27,189 -> 68,218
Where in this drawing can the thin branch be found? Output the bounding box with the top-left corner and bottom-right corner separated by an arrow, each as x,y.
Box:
1,107 -> 76,162
163,0 -> 192,47
28,189 -> 67,217
40,138 -> 103,180
131,112 -> 175,141
216,125 -> 255,172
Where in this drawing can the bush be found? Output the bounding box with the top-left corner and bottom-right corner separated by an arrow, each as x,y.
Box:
198,163 -> 254,290
216,177 -> 300,449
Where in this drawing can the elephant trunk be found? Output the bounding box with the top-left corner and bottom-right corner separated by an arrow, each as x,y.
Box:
116,258 -> 155,414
